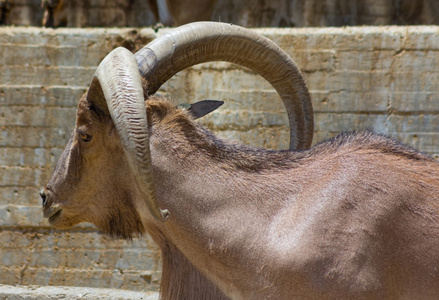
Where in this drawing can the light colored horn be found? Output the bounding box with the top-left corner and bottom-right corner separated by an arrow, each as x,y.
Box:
88,47 -> 169,222
135,21 -> 313,150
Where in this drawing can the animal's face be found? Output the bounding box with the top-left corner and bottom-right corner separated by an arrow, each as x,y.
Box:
40,93 -> 145,238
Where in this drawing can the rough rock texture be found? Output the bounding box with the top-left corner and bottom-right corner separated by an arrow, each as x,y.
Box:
0,26 -> 438,291
0,284 -> 159,299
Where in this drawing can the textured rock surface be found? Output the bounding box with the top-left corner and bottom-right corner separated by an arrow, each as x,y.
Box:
0,26 -> 438,291
0,284 -> 159,299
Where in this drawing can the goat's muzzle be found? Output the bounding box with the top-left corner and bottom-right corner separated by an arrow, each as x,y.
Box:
39,189 -> 47,207
40,188 -> 63,223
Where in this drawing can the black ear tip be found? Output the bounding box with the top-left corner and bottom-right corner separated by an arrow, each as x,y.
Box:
183,100 -> 225,119
203,100 -> 224,109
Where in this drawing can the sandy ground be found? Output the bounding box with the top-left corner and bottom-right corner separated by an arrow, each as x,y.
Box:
0,284 -> 159,299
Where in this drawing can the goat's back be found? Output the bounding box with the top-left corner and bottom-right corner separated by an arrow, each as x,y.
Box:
267,131 -> 439,299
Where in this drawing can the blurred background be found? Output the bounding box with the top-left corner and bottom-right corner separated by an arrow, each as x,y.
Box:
1,0 -> 438,28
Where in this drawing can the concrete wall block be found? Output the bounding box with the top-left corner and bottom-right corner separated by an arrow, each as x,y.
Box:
14,266 -> 160,291
336,27 -> 405,51
267,27 -> 406,52
305,70 -> 387,93
290,50 -> 336,72
334,50 -> 395,71
201,110 -> 289,128
0,226 -> 158,256
1,247 -> 155,272
0,147 -> 56,168
265,29 -> 334,52
161,68 -> 275,106
47,126 -> 75,148
191,68 -> 272,94
0,284 -> 159,299
0,228 -> 161,291
390,92 -> 439,112
0,187 -> 41,206
0,27 -> 149,51
0,127 -> 48,147
392,133 -> 439,156
385,114 -> 439,133
211,127 -> 291,150
194,90 -> 284,113
314,113 -> 390,135
45,86 -> 87,107
391,50 -> 439,72
0,45 -> 109,68
48,107 -> 77,129
405,27 -> 439,50
0,65 -> 95,86
311,91 -> 390,113
0,86 -> 85,107
307,70 -> 439,94
0,167 -> 44,188
0,205 -> 49,226
0,106 -> 48,127
389,71 -> 439,92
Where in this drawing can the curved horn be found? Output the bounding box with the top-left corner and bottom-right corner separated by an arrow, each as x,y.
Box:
135,22 -> 313,150
87,47 -> 169,222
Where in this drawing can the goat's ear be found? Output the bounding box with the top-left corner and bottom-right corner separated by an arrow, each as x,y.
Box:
179,100 -> 224,119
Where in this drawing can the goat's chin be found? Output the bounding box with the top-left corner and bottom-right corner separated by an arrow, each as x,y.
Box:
49,211 -> 84,230
94,214 -> 145,240
49,218 -> 78,230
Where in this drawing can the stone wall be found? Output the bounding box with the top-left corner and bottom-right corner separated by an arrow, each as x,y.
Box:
0,28 -> 162,292
0,26 -> 438,291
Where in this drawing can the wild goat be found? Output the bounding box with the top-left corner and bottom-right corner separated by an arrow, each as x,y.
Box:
40,22 -> 439,299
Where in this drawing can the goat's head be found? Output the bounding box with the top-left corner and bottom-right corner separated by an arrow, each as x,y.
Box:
40,22 -> 314,238
40,49 -> 155,238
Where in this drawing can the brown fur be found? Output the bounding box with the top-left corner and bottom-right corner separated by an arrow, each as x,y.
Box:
43,94 -> 145,239
146,97 -> 434,171
43,94 -> 439,299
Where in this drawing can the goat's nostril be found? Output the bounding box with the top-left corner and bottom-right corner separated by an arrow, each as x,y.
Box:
39,189 -> 47,207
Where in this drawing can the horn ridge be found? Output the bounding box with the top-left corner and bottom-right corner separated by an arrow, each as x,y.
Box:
90,47 -> 169,222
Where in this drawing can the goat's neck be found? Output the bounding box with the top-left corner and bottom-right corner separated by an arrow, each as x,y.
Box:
160,241 -> 228,300
149,129 -> 289,299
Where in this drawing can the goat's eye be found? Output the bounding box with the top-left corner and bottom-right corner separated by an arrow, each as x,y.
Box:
77,129 -> 92,142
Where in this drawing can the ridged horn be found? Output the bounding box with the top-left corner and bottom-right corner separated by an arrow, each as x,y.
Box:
135,21 -> 313,150
87,47 -> 169,222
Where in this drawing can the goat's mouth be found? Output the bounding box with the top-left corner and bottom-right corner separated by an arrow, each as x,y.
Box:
48,209 -> 62,224
43,204 -> 63,224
